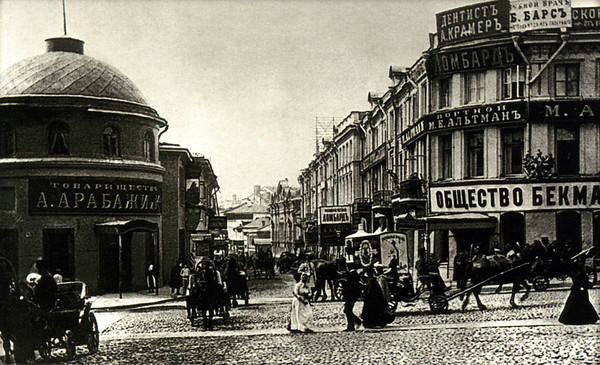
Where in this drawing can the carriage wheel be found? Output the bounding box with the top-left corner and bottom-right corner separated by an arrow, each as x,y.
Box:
86,312 -> 100,354
532,276 -> 550,291
428,294 -> 448,313
387,299 -> 398,313
333,279 -> 345,301
64,330 -> 76,360
39,339 -> 52,360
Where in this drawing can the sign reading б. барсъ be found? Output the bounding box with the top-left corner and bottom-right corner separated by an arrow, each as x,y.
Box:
29,177 -> 162,215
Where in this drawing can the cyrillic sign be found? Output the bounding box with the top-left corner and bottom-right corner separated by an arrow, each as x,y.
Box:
530,100 -> 600,121
319,206 -> 351,224
29,177 -> 161,215
426,43 -> 521,77
572,7 -> 600,29
436,1 -> 509,46
430,182 -> 600,213
510,0 -> 572,32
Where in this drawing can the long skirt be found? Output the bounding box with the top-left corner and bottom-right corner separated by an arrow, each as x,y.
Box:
559,286 -> 599,325
289,298 -> 312,331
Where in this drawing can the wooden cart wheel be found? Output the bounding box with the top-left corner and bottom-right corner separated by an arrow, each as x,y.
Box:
387,299 -> 398,313
532,276 -> 549,291
39,339 -> 52,360
64,330 -> 76,360
428,294 -> 449,313
86,312 -> 100,354
334,279 -> 346,301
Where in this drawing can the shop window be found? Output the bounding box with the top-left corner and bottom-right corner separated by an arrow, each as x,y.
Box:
502,128 -> 524,175
502,66 -> 525,100
439,77 -> 451,109
556,211 -> 581,252
48,122 -> 70,155
464,71 -> 485,104
143,130 -> 155,162
466,131 -> 484,177
501,212 -> 525,249
439,134 -> 452,179
0,122 -> 15,157
555,64 -> 579,97
556,126 -> 579,175
102,126 -> 120,157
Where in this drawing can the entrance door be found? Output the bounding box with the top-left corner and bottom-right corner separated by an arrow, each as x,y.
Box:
0,229 -> 18,273
99,234 -> 119,293
556,211 -> 582,251
43,229 -> 74,280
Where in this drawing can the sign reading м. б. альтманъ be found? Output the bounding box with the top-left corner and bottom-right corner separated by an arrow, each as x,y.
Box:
319,206 -> 351,225
436,0 -> 509,46
510,0 -> 572,32
29,177 -> 161,215
430,182 -> 600,213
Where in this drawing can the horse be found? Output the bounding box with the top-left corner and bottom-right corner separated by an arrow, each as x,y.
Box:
186,264 -> 222,330
312,259 -> 343,301
457,242 -> 545,311
276,252 -> 297,274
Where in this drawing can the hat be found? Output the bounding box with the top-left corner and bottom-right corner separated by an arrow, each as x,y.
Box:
26,273 -> 41,284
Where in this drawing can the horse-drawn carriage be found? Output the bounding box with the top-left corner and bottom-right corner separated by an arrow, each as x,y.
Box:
0,257 -> 99,363
185,259 -> 230,329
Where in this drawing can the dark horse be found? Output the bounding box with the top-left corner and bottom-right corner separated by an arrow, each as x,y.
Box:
312,259 -> 344,301
186,264 -> 221,330
221,256 -> 249,307
457,242 -> 545,310
0,257 -> 40,363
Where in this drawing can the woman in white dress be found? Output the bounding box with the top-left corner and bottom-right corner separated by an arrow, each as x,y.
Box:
288,273 -> 314,333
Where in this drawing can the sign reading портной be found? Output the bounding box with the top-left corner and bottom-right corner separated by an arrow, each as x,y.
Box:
510,0 -> 572,32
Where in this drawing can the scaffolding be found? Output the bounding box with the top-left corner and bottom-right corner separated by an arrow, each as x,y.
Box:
314,117 -> 342,155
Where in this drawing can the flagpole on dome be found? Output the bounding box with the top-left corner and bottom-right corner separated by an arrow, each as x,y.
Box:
62,0 -> 68,36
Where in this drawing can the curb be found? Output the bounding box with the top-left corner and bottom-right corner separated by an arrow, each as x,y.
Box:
92,296 -> 185,312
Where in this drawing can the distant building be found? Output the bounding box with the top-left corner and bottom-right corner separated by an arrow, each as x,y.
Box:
269,178 -> 302,256
223,201 -> 269,254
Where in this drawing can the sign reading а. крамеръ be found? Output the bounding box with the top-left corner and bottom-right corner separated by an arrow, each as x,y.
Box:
436,1 -> 509,46
319,206 -> 351,225
430,182 -> 600,213
29,177 -> 162,215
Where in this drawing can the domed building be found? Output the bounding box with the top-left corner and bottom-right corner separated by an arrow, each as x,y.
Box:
0,37 -> 167,293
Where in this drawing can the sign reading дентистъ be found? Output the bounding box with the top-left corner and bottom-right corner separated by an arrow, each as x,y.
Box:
319,206 -> 351,224
430,182 -> 600,213
510,0 -> 572,32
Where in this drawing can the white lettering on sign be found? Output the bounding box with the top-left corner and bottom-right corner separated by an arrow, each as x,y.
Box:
319,206 -> 351,224
510,0 -> 572,32
430,182 -> 600,213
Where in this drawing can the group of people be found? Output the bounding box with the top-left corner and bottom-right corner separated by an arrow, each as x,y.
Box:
169,261 -> 192,297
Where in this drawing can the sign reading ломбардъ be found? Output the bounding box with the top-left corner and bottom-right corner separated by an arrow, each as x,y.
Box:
510,0 -> 572,32
319,206 -> 351,224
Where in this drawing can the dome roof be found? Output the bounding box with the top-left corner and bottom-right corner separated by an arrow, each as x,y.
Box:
0,41 -> 148,105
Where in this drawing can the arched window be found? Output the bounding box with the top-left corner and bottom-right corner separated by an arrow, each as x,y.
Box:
501,212 -> 525,250
143,130 -> 155,162
0,122 -> 15,157
48,122 -> 69,155
103,126 -> 120,157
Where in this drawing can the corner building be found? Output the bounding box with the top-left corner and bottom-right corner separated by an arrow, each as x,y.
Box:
0,37 -> 166,293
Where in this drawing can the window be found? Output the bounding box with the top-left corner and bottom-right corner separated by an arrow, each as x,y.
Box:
143,130 -> 155,162
530,63 -> 545,96
0,122 -> 14,157
439,134 -> 452,179
502,128 -> 524,175
556,126 -> 579,175
464,72 -> 485,104
466,131 -> 484,177
439,77 -> 451,108
48,122 -> 69,155
102,126 -> 120,157
555,64 -> 579,97
502,66 -> 525,99
420,82 -> 428,116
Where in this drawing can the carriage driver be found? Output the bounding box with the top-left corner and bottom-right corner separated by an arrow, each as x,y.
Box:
416,248 -> 448,292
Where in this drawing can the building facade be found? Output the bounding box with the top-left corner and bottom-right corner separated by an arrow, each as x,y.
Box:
269,178 -> 302,256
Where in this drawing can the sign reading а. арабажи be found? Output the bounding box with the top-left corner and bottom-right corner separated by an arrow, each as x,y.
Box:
29,177 -> 162,215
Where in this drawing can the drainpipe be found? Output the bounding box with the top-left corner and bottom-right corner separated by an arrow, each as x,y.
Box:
528,34 -> 569,86
158,124 -> 169,142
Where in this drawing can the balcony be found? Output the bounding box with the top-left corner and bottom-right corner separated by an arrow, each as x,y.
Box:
373,190 -> 393,207
393,177 -> 425,201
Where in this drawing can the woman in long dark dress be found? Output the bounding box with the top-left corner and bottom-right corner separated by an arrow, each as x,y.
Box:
559,263 -> 598,325
360,267 -> 394,328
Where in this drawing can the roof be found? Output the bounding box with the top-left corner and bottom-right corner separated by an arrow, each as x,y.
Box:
223,202 -> 269,215
242,216 -> 271,230
0,43 -> 147,105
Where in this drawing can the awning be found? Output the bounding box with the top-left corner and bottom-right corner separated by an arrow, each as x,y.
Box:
95,219 -> 158,235
423,213 -> 497,230
345,229 -> 376,240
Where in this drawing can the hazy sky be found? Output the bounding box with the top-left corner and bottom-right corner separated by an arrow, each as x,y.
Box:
1,0 -> 597,200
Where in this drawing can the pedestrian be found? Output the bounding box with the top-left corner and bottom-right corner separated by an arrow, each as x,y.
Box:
180,262 -> 191,295
360,266 -> 394,328
342,269 -> 361,331
288,273 -> 314,333
559,263 -> 598,325
297,253 -> 316,297
146,262 -> 157,294
170,261 -> 183,296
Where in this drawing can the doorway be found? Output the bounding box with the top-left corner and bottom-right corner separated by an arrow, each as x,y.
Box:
501,212 -> 525,250
42,228 -> 74,280
0,229 -> 18,273
556,211 -> 582,251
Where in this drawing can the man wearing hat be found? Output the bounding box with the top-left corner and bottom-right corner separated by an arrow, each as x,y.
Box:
341,268 -> 361,331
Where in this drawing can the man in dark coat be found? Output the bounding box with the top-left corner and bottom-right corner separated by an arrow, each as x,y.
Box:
32,259 -> 57,314
342,269 -> 362,331
360,267 -> 394,328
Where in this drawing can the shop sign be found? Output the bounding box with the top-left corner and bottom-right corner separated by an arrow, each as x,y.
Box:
572,7 -> 600,29
530,100 -> 600,121
509,0 -> 572,32
319,205 -> 351,225
436,1 -> 509,46
29,177 -> 161,215
208,216 -> 227,230
426,43 -> 520,77
430,181 -> 600,213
